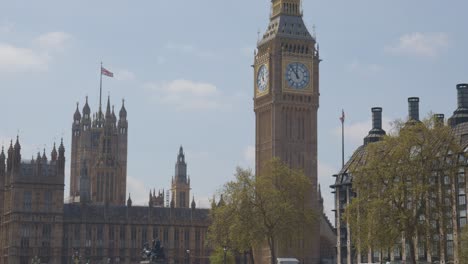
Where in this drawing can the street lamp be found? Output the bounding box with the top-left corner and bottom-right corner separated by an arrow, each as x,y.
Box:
223,247 -> 227,264
31,256 -> 41,264
186,249 -> 191,264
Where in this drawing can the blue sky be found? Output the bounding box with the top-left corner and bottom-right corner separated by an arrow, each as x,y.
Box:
0,0 -> 467,221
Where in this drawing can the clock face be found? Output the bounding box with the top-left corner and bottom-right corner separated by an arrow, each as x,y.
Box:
286,62 -> 310,90
257,65 -> 269,92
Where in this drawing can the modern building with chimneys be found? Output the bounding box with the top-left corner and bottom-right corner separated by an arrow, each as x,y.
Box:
332,84 -> 468,264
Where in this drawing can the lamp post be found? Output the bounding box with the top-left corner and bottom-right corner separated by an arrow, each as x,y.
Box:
31,256 -> 41,264
223,247 -> 227,264
186,249 -> 190,264
72,250 -> 80,264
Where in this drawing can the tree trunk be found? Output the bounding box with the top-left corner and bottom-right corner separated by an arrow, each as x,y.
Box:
249,247 -> 255,264
269,236 -> 276,264
409,237 -> 417,264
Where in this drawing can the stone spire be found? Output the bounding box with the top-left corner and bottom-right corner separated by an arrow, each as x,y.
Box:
51,143 -> 57,161
191,195 -> 196,209
74,102 -> 81,122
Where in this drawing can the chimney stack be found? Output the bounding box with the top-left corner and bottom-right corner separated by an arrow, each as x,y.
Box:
457,84 -> 468,109
434,114 -> 445,126
364,107 -> 386,145
372,107 -> 383,130
408,97 -> 420,122
448,84 -> 468,127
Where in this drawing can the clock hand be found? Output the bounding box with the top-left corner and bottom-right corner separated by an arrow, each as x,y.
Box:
293,65 -> 299,79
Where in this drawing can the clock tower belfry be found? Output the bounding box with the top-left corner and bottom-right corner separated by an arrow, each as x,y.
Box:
254,0 -> 320,263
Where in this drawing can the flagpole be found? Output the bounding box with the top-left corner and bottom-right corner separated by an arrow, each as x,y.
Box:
341,110 -> 345,169
99,62 -> 103,116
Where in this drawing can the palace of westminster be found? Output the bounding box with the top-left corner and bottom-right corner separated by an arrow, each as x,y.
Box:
0,0 -> 339,263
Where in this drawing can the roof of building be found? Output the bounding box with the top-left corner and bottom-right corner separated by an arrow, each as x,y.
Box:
258,15 -> 313,46
63,204 -> 210,226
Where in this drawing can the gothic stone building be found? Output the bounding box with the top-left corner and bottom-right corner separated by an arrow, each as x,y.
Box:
332,84 -> 468,264
254,1 -> 335,263
0,97 -> 211,264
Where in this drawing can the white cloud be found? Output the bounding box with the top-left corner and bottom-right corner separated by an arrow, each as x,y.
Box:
385,32 -> 449,57
333,118 -> 392,146
35,31 -> 72,51
0,31 -> 72,73
165,42 -> 215,58
195,196 -> 211,209
145,80 -> 223,111
244,145 -> 255,168
127,176 -> 148,206
114,69 -> 136,81
0,43 -> 49,72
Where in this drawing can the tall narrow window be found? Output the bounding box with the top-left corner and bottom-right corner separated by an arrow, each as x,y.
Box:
23,191 -> 32,211
45,191 -> 52,211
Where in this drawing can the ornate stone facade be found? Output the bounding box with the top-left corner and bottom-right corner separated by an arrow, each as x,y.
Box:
0,99 -> 211,264
70,96 -> 128,206
254,0 -> 327,263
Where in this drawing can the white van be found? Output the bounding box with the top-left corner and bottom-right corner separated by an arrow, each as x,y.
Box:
277,258 -> 300,264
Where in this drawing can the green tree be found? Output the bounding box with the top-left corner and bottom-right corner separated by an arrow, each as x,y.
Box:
345,118 -> 463,264
207,159 -> 316,264
461,226 -> 468,264
209,246 -> 236,264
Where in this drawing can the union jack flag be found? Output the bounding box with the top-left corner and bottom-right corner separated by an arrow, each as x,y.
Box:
339,109 -> 345,124
101,66 -> 114,77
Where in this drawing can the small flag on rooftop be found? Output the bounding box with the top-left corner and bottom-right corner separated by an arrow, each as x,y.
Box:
339,109 -> 345,124
101,66 -> 114,78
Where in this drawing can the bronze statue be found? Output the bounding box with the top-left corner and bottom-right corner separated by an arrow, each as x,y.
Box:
142,238 -> 166,263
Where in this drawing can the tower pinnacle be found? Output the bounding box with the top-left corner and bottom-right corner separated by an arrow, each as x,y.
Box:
271,0 -> 302,18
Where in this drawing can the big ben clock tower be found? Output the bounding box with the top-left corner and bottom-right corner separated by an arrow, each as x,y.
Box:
254,0 -> 320,263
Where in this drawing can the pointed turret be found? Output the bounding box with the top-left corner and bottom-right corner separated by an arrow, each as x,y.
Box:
0,146 -> 6,176
51,143 -> 57,161
7,140 -> 13,173
127,193 -> 132,207
83,96 -> 91,117
191,195 -> 196,209
217,194 -> 225,207
175,146 -> 187,183
58,139 -> 65,177
42,149 -> 47,162
74,102 -> 82,122
105,95 -> 112,118
14,136 -> 20,153
13,136 -> 21,171
0,146 -> 5,163
112,105 -> 117,123
119,99 -> 127,119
